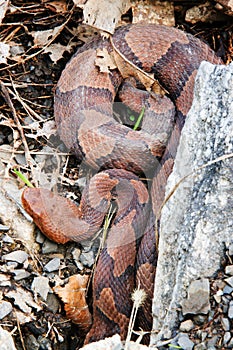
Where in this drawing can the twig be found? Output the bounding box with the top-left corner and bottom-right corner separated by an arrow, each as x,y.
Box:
0,80 -> 37,184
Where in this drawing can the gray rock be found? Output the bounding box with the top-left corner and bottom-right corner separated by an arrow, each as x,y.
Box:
80,250 -> 95,267
223,284 -> 233,294
0,325 -> 17,350
46,294 -> 60,313
177,333 -> 194,350
2,234 -> 14,243
194,343 -> 207,350
179,319 -> 194,332
151,62 -> 233,345
2,250 -> 28,264
25,334 -> 40,350
223,331 -> 231,345
42,240 -> 58,254
225,276 -> 233,288
221,317 -> 230,331
31,276 -> 50,301
207,335 -> 219,347
227,337 -> 233,348
13,269 -> 31,281
43,257 -> 60,272
229,244 -> 233,256
228,300 -> 233,318
0,301 -> 12,319
181,279 -> 210,315
225,265 -> 233,276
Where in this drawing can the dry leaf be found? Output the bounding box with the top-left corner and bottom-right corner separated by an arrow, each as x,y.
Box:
44,42 -> 76,63
6,288 -> 42,314
74,0 -> 131,34
31,25 -> 63,48
0,0 -> 9,24
54,274 -> 92,330
95,48 -> 117,73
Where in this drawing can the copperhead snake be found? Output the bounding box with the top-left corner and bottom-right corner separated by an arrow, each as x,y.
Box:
21,23 -> 222,344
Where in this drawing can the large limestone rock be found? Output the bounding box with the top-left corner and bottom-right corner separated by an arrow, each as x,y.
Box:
151,61 -> 233,345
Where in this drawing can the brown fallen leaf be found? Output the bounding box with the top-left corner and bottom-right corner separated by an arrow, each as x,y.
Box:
54,274 -> 92,331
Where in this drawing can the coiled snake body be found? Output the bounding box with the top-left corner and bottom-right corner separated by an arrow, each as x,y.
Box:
22,24 -> 222,344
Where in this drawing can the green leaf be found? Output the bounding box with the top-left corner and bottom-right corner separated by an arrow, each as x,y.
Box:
133,107 -> 145,131
13,169 -> 34,188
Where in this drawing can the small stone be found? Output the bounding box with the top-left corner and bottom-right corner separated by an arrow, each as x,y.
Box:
193,315 -> 207,325
213,294 -> 222,303
228,337 -> 233,348
42,240 -> 58,254
2,234 -> 14,243
25,334 -> 40,350
179,320 -> 195,332
201,332 -> 207,341
178,333 -> 194,350
35,231 -> 46,244
225,276 -> 233,288
0,326 -> 16,350
0,301 -> 13,319
225,265 -> 233,276
182,279 -> 210,315
223,284 -> 233,294
223,331 -> 231,345
207,335 -> 219,347
228,243 -> 233,256
46,294 -> 60,313
228,300 -> 233,318
80,250 -> 95,267
194,343 -> 207,350
31,276 -> 50,301
44,258 -> 60,272
13,269 -> 31,281
2,250 -> 28,264
0,274 -> 11,287
221,317 -> 230,331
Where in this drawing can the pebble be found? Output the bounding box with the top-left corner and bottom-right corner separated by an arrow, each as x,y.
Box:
221,317 -> 230,331
228,300 -> 233,318
80,250 -> 95,267
46,294 -> 60,313
207,335 -> 219,347
228,337 -> 233,347
193,315 -> 207,325
225,276 -> 233,288
43,258 -> 60,272
0,301 -> 13,319
194,343 -> 207,350
2,250 -> 29,264
180,319 -> 195,332
177,333 -> 194,350
13,269 -> 31,281
0,326 -> 16,350
223,284 -> 233,294
31,276 -> 50,301
223,331 -> 231,345
25,334 -> 40,350
225,265 -> 233,276
182,278 -> 210,315
2,234 -> 14,243
228,243 -> 233,256
42,240 -> 58,254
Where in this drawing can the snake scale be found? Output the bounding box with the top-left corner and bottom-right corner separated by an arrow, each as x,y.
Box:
22,23 -> 222,344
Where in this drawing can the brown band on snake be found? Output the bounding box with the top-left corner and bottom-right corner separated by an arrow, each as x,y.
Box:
22,23 -> 223,344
